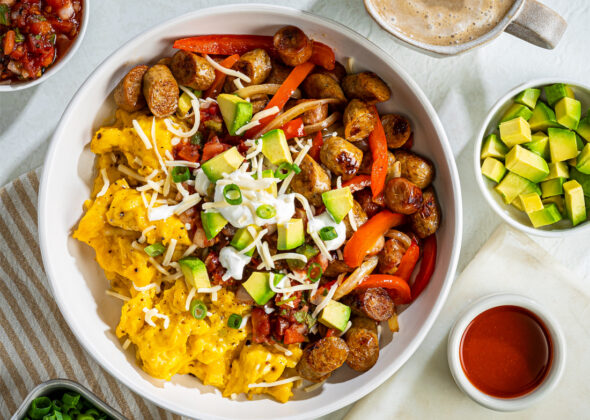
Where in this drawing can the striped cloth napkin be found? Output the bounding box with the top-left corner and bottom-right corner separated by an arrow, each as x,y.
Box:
0,170 -> 181,420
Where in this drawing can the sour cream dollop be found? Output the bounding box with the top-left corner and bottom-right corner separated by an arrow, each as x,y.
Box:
219,246 -> 251,280
307,212 -> 347,251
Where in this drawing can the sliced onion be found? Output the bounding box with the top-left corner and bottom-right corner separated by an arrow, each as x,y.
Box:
333,255 -> 378,300
234,83 -> 302,99
303,112 -> 341,135
384,229 -> 412,249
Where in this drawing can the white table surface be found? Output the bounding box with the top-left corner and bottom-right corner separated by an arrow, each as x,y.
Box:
1,1 -> 588,419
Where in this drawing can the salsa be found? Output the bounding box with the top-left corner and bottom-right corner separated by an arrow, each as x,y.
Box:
0,0 -> 83,82
460,305 -> 553,398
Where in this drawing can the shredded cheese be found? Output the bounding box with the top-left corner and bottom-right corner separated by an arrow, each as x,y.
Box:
238,228 -> 268,255
234,119 -> 260,135
150,117 -> 168,174
122,339 -> 131,350
247,376 -> 302,389
162,238 -> 177,266
142,307 -> 170,329
118,164 -> 146,182
252,106 -> 280,122
165,160 -> 200,169
233,78 -> 245,90
205,54 -> 251,83
304,381 -> 325,392
271,253 -> 307,263
312,281 -> 340,318
273,343 -> 293,356
239,314 -> 250,329
105,290 -> 130,301
164,99 -> 200,137
179,85 -> 199,101
279,141 -> 312,195
269,273 -> 316,294
348,209 -> 358,231
336,176 -> 342,189
133,282 -> 161,293
137,225 -> 156,244
173,193 -> 201,215
170,136 -> 181,146
145,169 -> 159,180
185,287 -> 196,311
182,244 -> 198,258
338,320 -> 353,336
148,257 -> 170,275
176,182 -> 190,198
132,119 -> 153,150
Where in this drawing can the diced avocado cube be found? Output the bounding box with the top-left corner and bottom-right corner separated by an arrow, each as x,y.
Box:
322,187 -> 353,223
529,102 -> 560,132
548,128 -> 578,162
500,103 -> 533,123
563,180 -> 587,226
231,225 -> 260,257
277,218 -> 305,251
201,147 -> 245,182
499,117 -> 532,148
505,145 -> 549,182
261,129 -> 292,165
576,114 -> 590,142
519,192 -> 543,213
481,157 -> 506,183
524,132 -> 550,161
571,167 -> 590,197
528,203 -> 563,228
495,172 -> 540,204
243,272 -> 284,305
318,300 -> 351,331
514,88 -> 541,109
217,94 -> 253,135
576,134 -> 585,151
545,83 -> 573,107
576,143 -> 590,174
481,133 -> 509,160
546,162 -> 570,180
178,257 -> 211,289
512,198 -> 525,212
201,211 -> 228,240
555,97 -> 581,130
543,196 -> 566,216
540,178 -> 565,198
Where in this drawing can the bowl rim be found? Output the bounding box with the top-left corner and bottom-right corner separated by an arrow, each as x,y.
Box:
38,4 -> 463,419
0,0 -> 90,92
473,77 -> 590,237
447,293 -> 566,412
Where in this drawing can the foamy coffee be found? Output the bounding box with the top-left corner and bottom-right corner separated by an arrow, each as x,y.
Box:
373,0 -> 515,46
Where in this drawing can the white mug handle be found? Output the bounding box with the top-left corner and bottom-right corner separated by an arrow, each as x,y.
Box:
505,0 -> 567,49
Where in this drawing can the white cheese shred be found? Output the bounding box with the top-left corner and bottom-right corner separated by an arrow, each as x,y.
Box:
312,280 -> 340,318
247,376 -> 302,389
122,339 -> 131,350
162,238 -> 177,267
132,119 -> 153,150
165,160 -> 201,169
185,287 -> 196,311
133,282 -> 161,293
118,164 -> 146,182
149,257 -> 170,275
164,99 -> 201,137
151,117 -> 168,175
137,225 -> 156,244
182,244 -> 198,258
279,141 -> 311,195
96,169 -> 110,197
142,307 -> 170,329
338,320 -> 353,336
273,343 -> 293,356
205,54 -> 251,83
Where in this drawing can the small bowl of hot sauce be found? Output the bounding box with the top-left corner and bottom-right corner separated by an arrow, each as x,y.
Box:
447,293 -> 566,411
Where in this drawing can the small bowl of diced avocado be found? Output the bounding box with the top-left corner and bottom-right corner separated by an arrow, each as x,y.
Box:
475,79 -> 590,236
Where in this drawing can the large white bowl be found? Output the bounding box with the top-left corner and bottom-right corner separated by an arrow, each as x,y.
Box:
39,5 -> 462,419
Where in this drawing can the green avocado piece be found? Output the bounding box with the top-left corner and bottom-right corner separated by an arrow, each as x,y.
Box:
545,83 -> 574,107
540,178 -> 565,198
555,97 -> 581,130
499,117 -> 532,148
576,143 -> 590,174
318,300 -> 351,331
277,218 -> 305,251
528,203 -> 563,228
251,168 -> 278,197
542,196 -> 566,216
576,114 -> 590,142
217,94 -> 253,135
529,102 -> 560,132
287,243 -> 319,270
505,145 -> 549,182
500,103 -> 533,123
495,172 -> 541,204
261,129 -> 292,165
546,162 -> 570,180
514,88 -> 541,109
243,272 -> 284,305
178,257 -> 211,289
548,127 -> 578,162
524,132 -> 550,161
570,167 -> 590,197
322,187 -> 353,223
201,146 -> 245,182
512,197 -> 525,212
519,192 -> 543,213
576,134 -> 585,151
230,225 -> 261,257
481,157 -> 506,183
481,133 -> 509,160
564,180 -> 587,226
201,211 -> 228,240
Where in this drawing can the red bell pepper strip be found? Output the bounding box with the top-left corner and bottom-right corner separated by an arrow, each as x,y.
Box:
342,175 -> 372,193
283,325 -> 306,344
368,105 -> 388,199
411,235 -> 437,301
203,54 -> 240,99
357,274 -> 411,305
280,118 -> 305,140
394,241 -> 420,282
245,61 -> 315,138
309,41 -> 335,71
343,210 -> 405,268
309,130 -> 324,161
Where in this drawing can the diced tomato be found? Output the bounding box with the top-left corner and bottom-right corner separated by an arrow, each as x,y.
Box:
48,17 -> 74,34
325,328 -> 337,338
308,130 -> 323,161
283,325 -> 306,345
272,316 -> 290,339
280,118 -> 305,140
29,20 -> 52,35
3,30 -> 16,56
176,142 -> 200,162
201,137 -> 230,162
251,308 -> 270,344
45,0 -> 66,7
38,46 -> 55,67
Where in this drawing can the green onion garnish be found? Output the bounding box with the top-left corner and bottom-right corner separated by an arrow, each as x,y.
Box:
171,166 -> 190,183
192,89 -> 202,98
319,226 -> 338,241
223,184 -> 242,205
307,262 -> 322,283
28,396 -> 52,418
275,162 -> 292,180
61,392 -> 80,410
144,242 -> 166,257
256,204 -> 276,219
291,163 -> 301,174
49,33 -> 56,44
14,28 -> 24,43
227,313 -> 242,329
276,296 -> 295,306
0,5 -> 9,26
190,299 -> 207,320
190,131 -> 203,145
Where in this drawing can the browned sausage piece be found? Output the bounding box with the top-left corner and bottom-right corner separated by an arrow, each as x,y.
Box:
384,177 -> 423,215
157,57 -> 172,66
341,287 -> 394,322
342,72 -> 391,104
355,189 -> 382,218
113,65 -> 148,112
378,238 -> 405,275
265,59 -> 291,84
313,61 -> 347,83
410,187 -> 441,238
324,259 -> 354,278
394,149 -> 435,189
273,25 -> 313,67
142,64 -> 179,118
170,50 -> 215,91
319,136 -> 363,180
296,336 -> 349,382
343,99 -> 377,142
234,48 -> 272,86
296,99 -> 329,125
250,93 -> 269,114
345,317 -> 380,372
381,114 -> 411,148
302,73 -> 347,103
290,154 -> 331,206
343,199 -> 368,239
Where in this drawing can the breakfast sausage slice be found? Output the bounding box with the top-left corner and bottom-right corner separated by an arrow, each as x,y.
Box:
343,99 -> 377,142
313,61 -> 347,83
265,59 -> 291,84
296,99 -> 329,125
384,177 -> 423,215
296,336 -> 349,382
378,238 -> 405,275
273,25 -> 313,67
343,199 -> 368,239
410,187 -> 441,238
302,73 -> 347,103
290,154 -> 331,206
113,65 -> 148,112
341,287 -> 394,322
170,50 -> 215,91
232,48 -> 272,87
342,72 -> 391,104
394,150 -> 435,189
142,64 -> 179,118
345,317 -> 380,372
319,136 -> 363,180
381,114 -> 411,148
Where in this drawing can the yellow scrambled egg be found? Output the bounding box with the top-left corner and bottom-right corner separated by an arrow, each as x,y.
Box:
73,110 -> 302,402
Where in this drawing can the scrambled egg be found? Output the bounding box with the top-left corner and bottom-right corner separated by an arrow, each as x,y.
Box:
73,110 -> 302,402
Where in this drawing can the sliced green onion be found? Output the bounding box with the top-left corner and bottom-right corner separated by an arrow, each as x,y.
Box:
190,131 -> 203,145
190,299 -> 207,320
223,184 -> 242,205
51,399 -> 63,411
171,166 -> 190,183
49,33 -> 56,44
192,89 -> 202,98
0,5 -> 9,26
276,296 -> 295,306
75,415 -> 94,420
14,28 -> 24,43
274,162 -> 292,180
256,204 -> 276,219
307,262 -> 322,283
227,313 -> 242,329
28,396 -> 52,418
144,242 -> 165,257
291,163 -> 301,174
319,226 -> 338,241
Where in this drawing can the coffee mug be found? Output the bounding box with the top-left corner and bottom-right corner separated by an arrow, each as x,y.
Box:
364,0 -> 567,56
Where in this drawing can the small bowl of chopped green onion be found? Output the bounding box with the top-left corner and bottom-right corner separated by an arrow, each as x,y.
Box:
474,79 -> 590,236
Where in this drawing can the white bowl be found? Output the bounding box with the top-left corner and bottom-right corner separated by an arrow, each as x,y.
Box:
0,0 -> 89,92
474,78 -> 590,237
38,4 -> 462,419
447,293 -> 566,411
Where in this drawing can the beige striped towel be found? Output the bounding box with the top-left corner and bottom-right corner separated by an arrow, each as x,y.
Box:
0,170 -> 182,420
